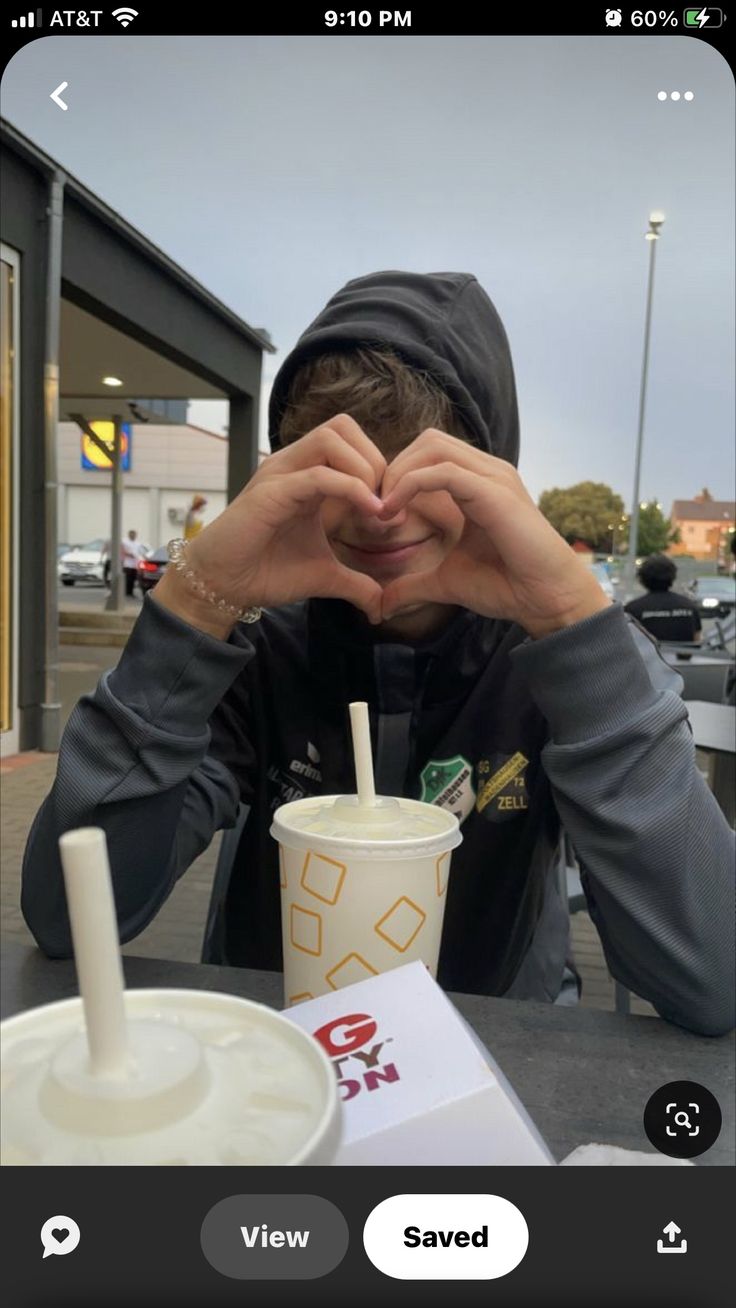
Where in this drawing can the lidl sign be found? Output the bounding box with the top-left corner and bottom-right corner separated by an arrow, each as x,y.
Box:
81,421 -> 132,470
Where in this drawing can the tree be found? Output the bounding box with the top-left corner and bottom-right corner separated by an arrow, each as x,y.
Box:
537,482 -> 627,551
634,500 -> 681,557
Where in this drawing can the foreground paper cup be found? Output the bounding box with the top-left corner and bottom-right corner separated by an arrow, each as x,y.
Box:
271,794 -> 462,1006
1,989 -> 340,1166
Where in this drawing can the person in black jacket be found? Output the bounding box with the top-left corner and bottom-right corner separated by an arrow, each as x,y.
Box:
21,271 -> 735,1034
624,554 -> 702,644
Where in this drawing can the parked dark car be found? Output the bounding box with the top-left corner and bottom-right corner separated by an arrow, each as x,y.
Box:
690,576 -> 736,620
137,546 -> 168,593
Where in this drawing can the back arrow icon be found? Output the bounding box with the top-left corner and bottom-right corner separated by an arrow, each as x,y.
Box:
50,83 -> 69,111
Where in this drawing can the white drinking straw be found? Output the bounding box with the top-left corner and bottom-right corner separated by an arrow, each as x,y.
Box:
58,827 -> 130,1078
349,701 -> 376,807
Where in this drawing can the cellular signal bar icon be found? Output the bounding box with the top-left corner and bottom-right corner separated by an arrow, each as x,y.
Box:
11,8 -> 42,25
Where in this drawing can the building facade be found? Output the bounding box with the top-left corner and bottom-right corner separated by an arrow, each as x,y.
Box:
670,490 -> 735,565
57,421 -> 228,551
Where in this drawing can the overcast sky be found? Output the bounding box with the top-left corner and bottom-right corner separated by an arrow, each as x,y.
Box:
3,34 -> 733,512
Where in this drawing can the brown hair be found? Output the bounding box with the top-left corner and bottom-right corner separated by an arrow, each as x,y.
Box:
277,346 -> 474,459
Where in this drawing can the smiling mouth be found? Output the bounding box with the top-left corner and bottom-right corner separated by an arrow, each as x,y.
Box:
338,537 -> 431,561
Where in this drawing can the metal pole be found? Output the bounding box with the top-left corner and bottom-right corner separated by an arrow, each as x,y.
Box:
105,417 -> 125,611
40,172 -> 65,753
624,230 -> 659,600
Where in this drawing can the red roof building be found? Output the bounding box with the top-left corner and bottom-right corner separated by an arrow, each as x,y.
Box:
670,490 -> 735,563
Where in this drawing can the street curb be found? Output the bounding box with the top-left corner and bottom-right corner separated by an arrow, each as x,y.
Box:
58,607 -> 136,647
60,629 -> 130,647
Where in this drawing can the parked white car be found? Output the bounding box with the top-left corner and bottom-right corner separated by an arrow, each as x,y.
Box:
58,539 -> 111,587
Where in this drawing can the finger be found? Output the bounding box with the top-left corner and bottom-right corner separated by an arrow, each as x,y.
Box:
325,414 -> 387,490
269,429 -> 379,491
326,563 -> 385,625
383,429 -> 486,480
287,466 -> 385,516
381,569 -> 447,620
267,422 -> 382,492
379,463 -> 490,517
310,557 -> 384,624
382,431 -> 513,499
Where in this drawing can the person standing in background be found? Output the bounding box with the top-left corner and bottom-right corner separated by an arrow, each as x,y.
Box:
120,529 -> 145,598
624,554 -> 701,644
184,494 -> 208,541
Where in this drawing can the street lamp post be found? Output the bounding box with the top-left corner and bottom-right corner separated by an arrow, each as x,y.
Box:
624,211 -> 665,600
608,515 -> 627,556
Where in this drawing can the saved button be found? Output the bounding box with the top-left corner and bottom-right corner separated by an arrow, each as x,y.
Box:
363,1194 -> 528,1280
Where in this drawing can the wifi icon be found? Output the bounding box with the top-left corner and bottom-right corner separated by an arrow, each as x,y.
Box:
112,6 -> 138,25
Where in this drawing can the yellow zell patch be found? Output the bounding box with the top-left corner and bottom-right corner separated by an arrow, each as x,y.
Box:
476,751 -> 529,814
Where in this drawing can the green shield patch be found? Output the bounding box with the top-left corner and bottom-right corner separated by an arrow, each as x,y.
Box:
419,755 -> 476,824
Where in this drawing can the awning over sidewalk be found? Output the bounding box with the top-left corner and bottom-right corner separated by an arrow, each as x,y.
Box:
1,118 -> 276,752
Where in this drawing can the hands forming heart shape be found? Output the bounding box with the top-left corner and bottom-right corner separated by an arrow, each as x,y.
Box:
170,415 -> 612,640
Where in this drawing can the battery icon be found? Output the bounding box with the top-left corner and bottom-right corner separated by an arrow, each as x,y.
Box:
683,7 -> 723,25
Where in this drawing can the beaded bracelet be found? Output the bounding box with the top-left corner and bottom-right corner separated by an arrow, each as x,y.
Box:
166,539 -> 262,623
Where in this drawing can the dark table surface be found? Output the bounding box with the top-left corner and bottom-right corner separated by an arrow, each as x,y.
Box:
685,700 -> 736,755
2,938 -> 733,1165
663,652 -> 733,666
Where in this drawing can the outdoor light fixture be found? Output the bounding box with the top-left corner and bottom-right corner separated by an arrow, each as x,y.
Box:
646,210 -> 666,240
102,376 -> 123,387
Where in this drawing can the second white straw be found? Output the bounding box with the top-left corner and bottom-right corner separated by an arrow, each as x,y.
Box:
349,701 -> 376,807
58,827 -> 130,1079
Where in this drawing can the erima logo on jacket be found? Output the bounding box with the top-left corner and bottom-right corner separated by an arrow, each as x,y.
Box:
267,742 -> 322,808
289,740 -> 322,782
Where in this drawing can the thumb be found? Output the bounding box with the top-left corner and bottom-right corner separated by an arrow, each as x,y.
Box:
381,569 -> 444,620
325,563 -> 384,625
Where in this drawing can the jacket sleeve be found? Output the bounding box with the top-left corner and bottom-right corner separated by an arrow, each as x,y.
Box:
21,596 -> 257,959
510,603 -> 735,1037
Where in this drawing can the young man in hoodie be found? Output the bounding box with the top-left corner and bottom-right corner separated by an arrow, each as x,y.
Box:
21,271 -> 735,1036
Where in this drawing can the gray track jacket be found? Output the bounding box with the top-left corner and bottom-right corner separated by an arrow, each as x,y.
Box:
21,594 -> 736,1037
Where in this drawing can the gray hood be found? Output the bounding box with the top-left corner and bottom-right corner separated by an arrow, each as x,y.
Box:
267,270 -> 520,466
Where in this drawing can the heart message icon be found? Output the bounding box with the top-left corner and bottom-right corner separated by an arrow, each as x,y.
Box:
41,1215 -> 81,1258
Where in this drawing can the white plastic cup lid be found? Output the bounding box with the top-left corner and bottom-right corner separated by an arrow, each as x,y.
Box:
271,794 -> 462,859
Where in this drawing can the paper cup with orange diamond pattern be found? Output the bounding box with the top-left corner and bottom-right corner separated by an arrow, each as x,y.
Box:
271,794 -> 462,1006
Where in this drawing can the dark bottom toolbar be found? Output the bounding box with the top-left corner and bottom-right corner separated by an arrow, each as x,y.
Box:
3,1166 -> 733,1308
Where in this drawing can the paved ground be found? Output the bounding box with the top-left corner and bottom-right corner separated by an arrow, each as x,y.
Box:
58,583 -> 143,611
1,634 -> 656,1014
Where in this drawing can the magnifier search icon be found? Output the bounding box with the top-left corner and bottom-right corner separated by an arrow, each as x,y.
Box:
665,1102 -> 700,1137
645,1082 -> 719,1157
